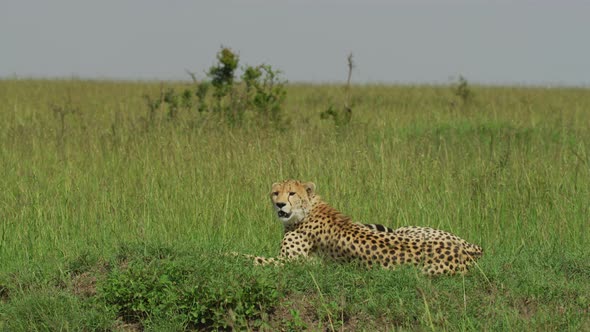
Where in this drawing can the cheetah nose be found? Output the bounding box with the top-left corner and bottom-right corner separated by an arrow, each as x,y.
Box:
276,202 -> 286,208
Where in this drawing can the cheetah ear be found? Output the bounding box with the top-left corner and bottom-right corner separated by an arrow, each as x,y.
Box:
303,182 -> 315,196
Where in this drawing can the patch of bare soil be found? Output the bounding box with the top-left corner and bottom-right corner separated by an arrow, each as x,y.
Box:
71,272 -> 97,298
113,318 -> 143,332
68,259 -> 112,298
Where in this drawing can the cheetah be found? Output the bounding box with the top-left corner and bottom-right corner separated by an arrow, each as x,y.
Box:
249,180 -> 483,275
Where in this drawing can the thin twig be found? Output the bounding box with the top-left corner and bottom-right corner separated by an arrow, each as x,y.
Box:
344,53 -> 354,109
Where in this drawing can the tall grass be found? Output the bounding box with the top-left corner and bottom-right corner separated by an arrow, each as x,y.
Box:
0,79 -> 588,330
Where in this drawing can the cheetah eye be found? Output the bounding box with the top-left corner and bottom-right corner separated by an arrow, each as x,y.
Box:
272,192 -> 279,196
289,192 -> 296,196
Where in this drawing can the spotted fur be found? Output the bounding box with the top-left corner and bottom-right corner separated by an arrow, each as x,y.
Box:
250,180 -> 483,275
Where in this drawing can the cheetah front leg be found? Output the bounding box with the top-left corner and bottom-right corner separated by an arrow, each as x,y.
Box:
234,230 -> 313,266
278,230 -> 313,259
239,253 -> 284,266
226,252 -> 284,266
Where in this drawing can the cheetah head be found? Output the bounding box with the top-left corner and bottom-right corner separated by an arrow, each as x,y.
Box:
270,180 -> 316,227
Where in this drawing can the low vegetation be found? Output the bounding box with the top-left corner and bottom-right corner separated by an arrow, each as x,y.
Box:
0,76 -> 588,330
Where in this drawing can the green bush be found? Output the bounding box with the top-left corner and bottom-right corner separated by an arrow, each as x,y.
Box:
143,47 -> 287,127
99,249 -> 280,330
242,64 -> 287,125
452,75 -> 475,108
320,105 -> 352,127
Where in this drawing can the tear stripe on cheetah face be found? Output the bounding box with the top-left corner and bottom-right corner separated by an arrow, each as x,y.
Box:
258,180 -> 483,275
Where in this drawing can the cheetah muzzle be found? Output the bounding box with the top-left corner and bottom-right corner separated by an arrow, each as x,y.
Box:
277,211 -> 291,219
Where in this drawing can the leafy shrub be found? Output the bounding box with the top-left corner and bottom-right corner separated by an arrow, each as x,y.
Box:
242,64 -> 287,125
143,47 -> 287,128
99,251 -> 280,330
208,47 -> 239,100
451,75 -> 474,108
320,105 -> 352,127
195,80 -> 210,113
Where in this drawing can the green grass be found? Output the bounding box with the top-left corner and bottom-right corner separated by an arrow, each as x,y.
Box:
0,79 -> 589,330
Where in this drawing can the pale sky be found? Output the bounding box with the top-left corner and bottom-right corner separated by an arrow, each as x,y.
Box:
2,1 -> 589,85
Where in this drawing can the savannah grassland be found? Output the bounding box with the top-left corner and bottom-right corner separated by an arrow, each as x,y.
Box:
0,79 -> 588,331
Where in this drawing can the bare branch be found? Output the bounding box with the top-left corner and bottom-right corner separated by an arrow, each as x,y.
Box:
345,53 -> 355,109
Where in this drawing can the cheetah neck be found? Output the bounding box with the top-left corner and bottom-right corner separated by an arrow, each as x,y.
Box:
308,198 -> 353,225
281,194 -> 321,232
282,195 -> 352,232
